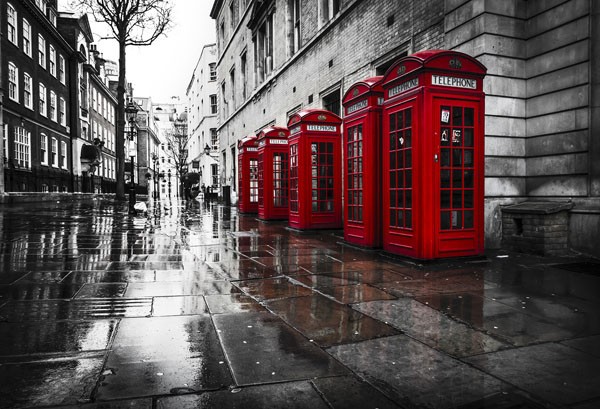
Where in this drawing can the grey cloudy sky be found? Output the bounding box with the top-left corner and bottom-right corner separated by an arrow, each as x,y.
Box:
70,0 -> 216,102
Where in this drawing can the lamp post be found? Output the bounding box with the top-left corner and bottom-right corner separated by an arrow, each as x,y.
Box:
125,100 -> 139,213
151,152 -> 159,201
167,169 -> 172,198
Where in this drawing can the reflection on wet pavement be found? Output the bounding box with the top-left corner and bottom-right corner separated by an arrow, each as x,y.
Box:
1,199 -> 599,408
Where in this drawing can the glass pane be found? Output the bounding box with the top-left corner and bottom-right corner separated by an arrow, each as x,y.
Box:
464,210 -> 473,228
398,210 -> 403,227
464,128 -> 474,147
441,170 -> 450,188
452,150 -> 462,166
441,149 -> 450,167
452,170 -> 462,188
390,171 -> 396,187
441,191 -> 450,209
441,106 -> 451,124
390,209 -> 396,227
390,190 -> 396,207
404,129 -> 411,147
390,114 -> 396,132
441,212 -> 450,229
405,210 -> 412,228
453,191 -> 463,208
452,210 -> 462,230
397,151 -> 404,168
452,107 -> 462,126
390,132 -> 396,151
464,149 -> 473,166
405,109 -> 412,127
405,151 -> 412,168
464,190 -> 473,208
441,128 -> 450,146
405,190 -> 412,207
398,111 -> 404,129
406,170 -> 412,188
464,170 -> 474,188
464,108 -> 474,126
390,152 -> 396,169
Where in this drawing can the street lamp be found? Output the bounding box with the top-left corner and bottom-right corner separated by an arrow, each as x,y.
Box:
204,143 -> 211,155
151,152 -> 159,201
125,100 -> 139,213
167,168 -> 172,198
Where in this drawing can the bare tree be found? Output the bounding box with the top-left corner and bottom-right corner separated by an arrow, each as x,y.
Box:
162,117 -> 192,198
70,0 -> 173,200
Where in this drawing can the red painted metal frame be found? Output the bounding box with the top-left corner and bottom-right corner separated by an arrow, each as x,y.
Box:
382,50 -> 487,259
238,135 -> 259,214
342,76 -> 384,247
287,109 -> 343,230
257,126 -> 290,221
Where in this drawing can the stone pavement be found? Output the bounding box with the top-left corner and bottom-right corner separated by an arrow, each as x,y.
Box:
0,198 -> 599,409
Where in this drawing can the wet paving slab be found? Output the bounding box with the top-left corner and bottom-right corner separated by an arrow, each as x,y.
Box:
212,311 -> 349,385
0,352 -> 106,409
464,342 -> 600,406
2,200 -> 600,407
266,294 -> 399,347
96,315 -> 232,400
353,298 -> 508,357
328,335 -> 511,409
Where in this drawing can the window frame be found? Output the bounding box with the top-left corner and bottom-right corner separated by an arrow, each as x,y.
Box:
49,45 -> 56,77
59,97 -> 66,126
40,133 -> 48,165
58,55 -> 66,84
23,18 -> 32,57
60,140 -> 67,169
38,34 -> 46,68
8,62 -> 19,102
23,72 -> 33,109
49,91 -> 57,122
39,83 -> 47,116
7,3 -> 17,45
51,137 -> 58,167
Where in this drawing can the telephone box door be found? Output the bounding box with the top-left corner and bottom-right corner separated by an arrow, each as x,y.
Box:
433,98 -> 484,257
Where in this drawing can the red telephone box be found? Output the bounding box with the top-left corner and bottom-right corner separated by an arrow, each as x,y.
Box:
382,50 -> 486,259
257,126 -> 290,221
238,134 -> 259,214
287,109 -> 342,230
342,76 -> 384,247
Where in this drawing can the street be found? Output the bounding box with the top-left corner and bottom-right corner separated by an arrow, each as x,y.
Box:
0,198 -> 599,408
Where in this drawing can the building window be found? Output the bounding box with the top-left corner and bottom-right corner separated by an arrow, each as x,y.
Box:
253,13 -> 274,85
322,88 -> 341,117
40,133 -> 48,165
8,62 -> 18,102
3,125 -> 7,160
59,97 -> 66,126
51,137 -> 58,167
24,73 -> 32,109
58,55 -> 65,84
211,163 -> 219,186
320,0 -> 340,26
288,0 -> 301,56
230,0 -> 237,29
23,19 -> 32,56
39,83 -> 47,116
49,45 -> 56,77
241,52 -> 247,100
49,91 -> 57,122
209,63 -> 217,81
7,3 -> 17,45
14,127 -> 31,169
211,128 -> 218,150
61,141 -> 67,168
210,94 -> 217,114
230,68 -> 236,109
38,35 -> 46,68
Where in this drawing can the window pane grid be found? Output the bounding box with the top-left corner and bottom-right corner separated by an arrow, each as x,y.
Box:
289,144 -> 298,212
311,142 -> 334,212
389,108 -> 412,229
347,124 -> 363,222
440,106 -> 475,230
249,158 -> 258,203
273,153 -> 288,207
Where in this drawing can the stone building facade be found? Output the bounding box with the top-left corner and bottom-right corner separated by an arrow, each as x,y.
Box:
210,0 -> 599,256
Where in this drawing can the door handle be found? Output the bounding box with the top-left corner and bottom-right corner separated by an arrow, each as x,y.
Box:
434,154 -> 439,163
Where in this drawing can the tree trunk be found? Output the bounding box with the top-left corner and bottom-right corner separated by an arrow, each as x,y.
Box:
115,39 -> 127,200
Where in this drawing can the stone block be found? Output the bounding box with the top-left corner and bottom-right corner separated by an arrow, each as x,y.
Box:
486,136 -> 525,157
527,85 -> 588,118
526,175 -> 588,196
525,131 -> 588,157
486,95 -> 525,117
527,17 -> 589,58
527,63 -> 588,98
526,0 -> 589,37
525,108 -> 588,137
484,75 -> 526,98
485,115 -> 526,137
526,153 -> 588,177
486,157 -> 526,177
485,177 -> 526,196
526,40 -> 589,78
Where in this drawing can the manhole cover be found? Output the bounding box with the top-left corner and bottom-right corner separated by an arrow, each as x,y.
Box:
554,262 -> 600,275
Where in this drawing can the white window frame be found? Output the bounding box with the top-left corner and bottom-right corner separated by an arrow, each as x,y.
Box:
39,83 -> 47,116
24,72 -> 32,109
38,34 -> 46,68
8,62 -> 19,102
49,45 -> 56,77
60,141 -> 67,169
50,91 -> 57,122
40,133 -> 48,165
7,3 -> 17,45
51,137 -> 58,167
23,18 -> 32,57
59,97 -> 66,126
58,55 -> 65,84
14,127 -> 31,169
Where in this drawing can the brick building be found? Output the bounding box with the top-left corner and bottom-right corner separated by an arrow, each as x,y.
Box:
186,44 -> 220,193
210,0 -> 600,257
2,0 -> 73,193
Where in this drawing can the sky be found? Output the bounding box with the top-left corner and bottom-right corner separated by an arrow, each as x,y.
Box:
64,0 -> 217,102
